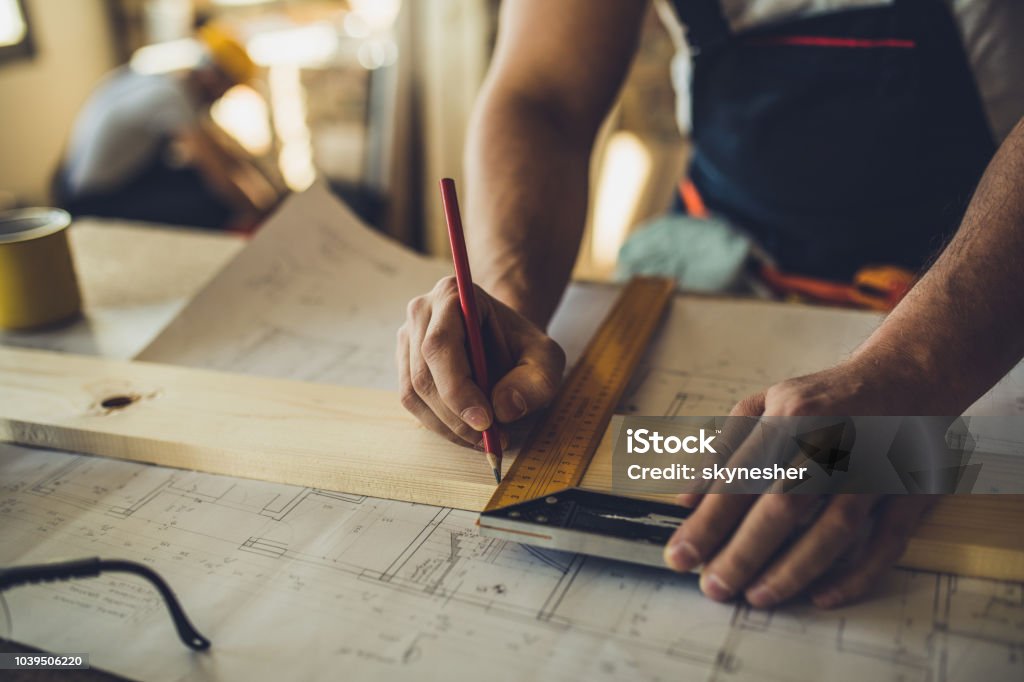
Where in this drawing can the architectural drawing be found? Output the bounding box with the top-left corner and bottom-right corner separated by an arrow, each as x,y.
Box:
2,186 -> 1022,680
135,184 -> 452,390
2,444 -> 1021,681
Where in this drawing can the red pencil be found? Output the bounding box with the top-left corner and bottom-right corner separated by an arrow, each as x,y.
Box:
439,178 -> 503,483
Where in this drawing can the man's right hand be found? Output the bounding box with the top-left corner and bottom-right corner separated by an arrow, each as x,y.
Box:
397,276 -> 566,446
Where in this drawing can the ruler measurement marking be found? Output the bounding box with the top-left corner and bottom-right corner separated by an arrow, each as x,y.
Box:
484,277 -> 674,511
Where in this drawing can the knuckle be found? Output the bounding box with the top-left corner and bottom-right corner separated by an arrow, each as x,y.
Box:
434,276 -> 459,297
520,376 -> 558,410
823,500 -> 867,535
729,395 -> 760,417
420,329 -> 451,362
407,296 -> 428,319
410,366 -> 434,395
781,395 -> 818,416
763,383 -> 788,402
524,350 -> 563,397
399,386 -> 420,411
760,495 -> 804,525
540,336 -> 566,368
765,383 -> 816,416
440,295 -> 464,318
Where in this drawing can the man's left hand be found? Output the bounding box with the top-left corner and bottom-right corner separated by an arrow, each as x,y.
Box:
662,360 -> 935,609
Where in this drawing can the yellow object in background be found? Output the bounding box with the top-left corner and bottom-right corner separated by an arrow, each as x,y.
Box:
0,208 -> 81,329
197,23 -> 256,85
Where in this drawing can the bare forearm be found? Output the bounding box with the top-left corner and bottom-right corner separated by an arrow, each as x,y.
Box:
464,91 -> 593,327
855,117 -> 1024,413
458,0 -> 646,327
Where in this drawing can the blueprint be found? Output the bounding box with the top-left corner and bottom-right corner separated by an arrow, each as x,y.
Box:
1,186 -> 1023,681
623,295 -> 1024,419
2,445 -> 1022,681
136,184 -> 452,388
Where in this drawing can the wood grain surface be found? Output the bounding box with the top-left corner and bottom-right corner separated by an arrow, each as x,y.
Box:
2,346 -> 1022,581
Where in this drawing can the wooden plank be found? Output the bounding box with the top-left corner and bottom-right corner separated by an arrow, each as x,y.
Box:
582,427 -> 1024,581
2,346 -> 1022,581
0,346 -> 501,510
902,495 -> 1024,581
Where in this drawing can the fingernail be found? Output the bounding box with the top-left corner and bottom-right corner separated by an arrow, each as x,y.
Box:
663,539 -> 701,572
496,389 -> 527,422
461,406 -> 491,431
813,589 -> 844,609
746,583 -> 780,609
500,432 -> 510,449
700,572 -> 733,601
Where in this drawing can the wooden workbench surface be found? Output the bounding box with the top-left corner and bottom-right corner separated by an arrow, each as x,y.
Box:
0,219 -> 244,359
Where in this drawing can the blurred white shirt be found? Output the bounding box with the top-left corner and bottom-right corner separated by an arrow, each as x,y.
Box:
63,67 -> 200,198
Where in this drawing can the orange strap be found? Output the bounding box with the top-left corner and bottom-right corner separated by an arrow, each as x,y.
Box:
678,179 -> 915,311
759,264 -> 914,311
679,179 -> 709,219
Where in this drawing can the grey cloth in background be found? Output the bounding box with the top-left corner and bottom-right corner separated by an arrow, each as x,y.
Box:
616,214 -> 754,292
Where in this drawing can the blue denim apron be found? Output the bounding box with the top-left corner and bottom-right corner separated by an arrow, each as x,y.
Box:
669,0 -> 996,279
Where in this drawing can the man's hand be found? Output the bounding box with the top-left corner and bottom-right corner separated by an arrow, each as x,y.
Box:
664,360 -> 934,609
662,118 -> 1024,609
397,276 -> 566,446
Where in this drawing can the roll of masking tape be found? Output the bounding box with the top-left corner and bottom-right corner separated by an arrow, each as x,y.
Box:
0,208 -> 81,329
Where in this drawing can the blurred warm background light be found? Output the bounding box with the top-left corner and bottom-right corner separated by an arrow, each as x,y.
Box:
0,0 -> 684,276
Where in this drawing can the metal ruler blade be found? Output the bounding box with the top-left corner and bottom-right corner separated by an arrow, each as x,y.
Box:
484,276 -> 675,512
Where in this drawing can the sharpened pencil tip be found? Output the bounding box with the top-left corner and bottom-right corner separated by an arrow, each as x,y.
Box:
484,451 -> 502,484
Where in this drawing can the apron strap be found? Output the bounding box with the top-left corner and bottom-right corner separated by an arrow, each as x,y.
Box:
668,0 -> 732,52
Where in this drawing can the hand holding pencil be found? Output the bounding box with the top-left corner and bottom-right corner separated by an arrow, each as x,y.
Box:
395,179 -> 566,482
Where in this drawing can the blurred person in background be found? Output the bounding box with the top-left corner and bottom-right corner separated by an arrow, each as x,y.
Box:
54,24 -> 279,231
